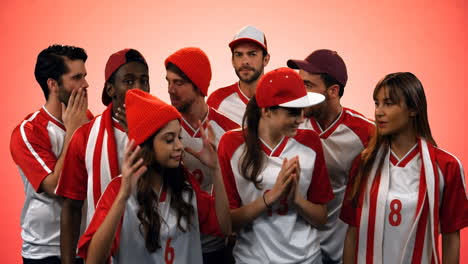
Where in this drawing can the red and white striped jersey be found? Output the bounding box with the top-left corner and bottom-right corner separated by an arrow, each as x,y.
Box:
300,107 -> 374,261
218,129 -> 334,263
56,114 -> 127,226
207,83 -> 250,125
180,107 -> 238,253
10,106 -> 92,258
341,144 -> 468,263
77,173 -> 222,264
10,107 -> 65,258
181,107 -> 238,192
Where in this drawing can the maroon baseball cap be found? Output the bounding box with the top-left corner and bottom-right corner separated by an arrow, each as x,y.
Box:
102,48 -> 147,106
287,49 -> 348,87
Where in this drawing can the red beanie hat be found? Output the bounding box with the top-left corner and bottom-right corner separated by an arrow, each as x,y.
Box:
125,89 -> 181,146
164,47 -> 212,96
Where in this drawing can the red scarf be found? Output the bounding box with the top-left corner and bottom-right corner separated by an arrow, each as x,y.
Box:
356,139 -> 440,264
91,104 -> 121,206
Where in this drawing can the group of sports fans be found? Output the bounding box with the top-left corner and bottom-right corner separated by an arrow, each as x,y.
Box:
11,25 -> 467,264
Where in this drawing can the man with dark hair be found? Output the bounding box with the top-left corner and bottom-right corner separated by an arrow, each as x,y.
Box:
56,48 -> 150,264
10,44 -> 92,263
287,49 -> 375,264
165,47 -> 238,263
207,25 -> 270,125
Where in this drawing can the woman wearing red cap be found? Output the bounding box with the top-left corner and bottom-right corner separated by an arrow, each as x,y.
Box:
341,72 -> 467,264
76,89 -> 231,264
218,67 -> 334,263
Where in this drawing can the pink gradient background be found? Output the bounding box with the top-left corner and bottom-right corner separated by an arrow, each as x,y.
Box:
1,0 -> 467,262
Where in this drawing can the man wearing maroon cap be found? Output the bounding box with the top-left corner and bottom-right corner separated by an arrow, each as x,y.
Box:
56,48 -> 150,264
165,47 -> 238,263
288,49 -> 375,264
207,25 -> 270,125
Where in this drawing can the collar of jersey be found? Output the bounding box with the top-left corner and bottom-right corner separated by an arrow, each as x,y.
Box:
235,82 -> 251,105
310,107 -> 344,139
390,143 -> 419,167
259,136 -> 289,157
41,106 -> 65,130
181,108 -> 210,138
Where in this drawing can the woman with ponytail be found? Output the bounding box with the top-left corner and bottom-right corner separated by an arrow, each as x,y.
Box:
341,72 -> 467,264
218,67 -> 334,263
76,89 -> 231,264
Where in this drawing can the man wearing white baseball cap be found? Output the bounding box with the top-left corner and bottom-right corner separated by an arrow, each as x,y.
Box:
218,67 -> 334,263
207,25 -> 270,125
288,49 -> 375,264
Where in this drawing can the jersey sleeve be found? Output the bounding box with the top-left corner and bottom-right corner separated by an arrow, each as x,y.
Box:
439,158 -> 468,233
55,124 -> 89,200
10,121 -> 57,192
77,177 -> 122,261
340,156 -> 362,227
186,172 -> 223,237
306,135 -> 334,204
217,132 -> 243,209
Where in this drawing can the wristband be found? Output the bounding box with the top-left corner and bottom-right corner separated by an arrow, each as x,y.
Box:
263,192 -> 272,209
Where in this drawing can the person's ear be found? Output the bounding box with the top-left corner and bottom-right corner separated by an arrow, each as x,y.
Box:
261,107 -> 272,118
327,84 -> 340,99
263,53 -> 270,67
47,78 -> 59,95
105,82 -> 115,98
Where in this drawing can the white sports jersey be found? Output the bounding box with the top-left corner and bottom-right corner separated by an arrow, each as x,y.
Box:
180,107 -> 238,253
341,141 -> 468,264
301,107 -> 374,262
384,145 -> 421,263
207,83 -> 249,125
77,174 -> 223,263
218,129 -> 334,264
56,105 -> 127,226
10,107 -> 65,259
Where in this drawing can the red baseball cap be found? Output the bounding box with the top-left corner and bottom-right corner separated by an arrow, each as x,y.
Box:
256,67 -> 325,108
229,25 -> 267,52
102,48 -> 147,106
287,49 -> 348,87
125,89 -> 181,146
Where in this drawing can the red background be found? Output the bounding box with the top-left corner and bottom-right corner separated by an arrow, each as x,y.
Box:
1,0 -> 467,262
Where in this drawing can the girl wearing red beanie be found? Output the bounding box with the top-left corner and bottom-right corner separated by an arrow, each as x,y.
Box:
218,68 -> 333,263
77,89 -> 231,264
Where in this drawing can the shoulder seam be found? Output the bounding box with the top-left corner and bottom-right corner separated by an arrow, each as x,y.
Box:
345,109 -> 375,125
19,111 -> 52,174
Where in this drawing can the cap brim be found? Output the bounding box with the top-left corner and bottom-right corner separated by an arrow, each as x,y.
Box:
279,92 -> 325,108
287,59 -> 323,74
229,38 -> 267,51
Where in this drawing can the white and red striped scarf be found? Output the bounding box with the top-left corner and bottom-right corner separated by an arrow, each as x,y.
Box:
356,138 -> 440,264
85,104 -> 121,212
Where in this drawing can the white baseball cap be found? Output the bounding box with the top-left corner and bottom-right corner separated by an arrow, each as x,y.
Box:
229,25 -> 267,52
